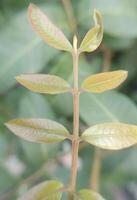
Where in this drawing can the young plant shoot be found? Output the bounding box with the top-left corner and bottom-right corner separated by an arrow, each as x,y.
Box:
5,3 -> 137,200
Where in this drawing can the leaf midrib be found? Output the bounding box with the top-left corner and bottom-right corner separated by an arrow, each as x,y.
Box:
87,93 -> 119,123
13,123 -> 67,135
0,37 -> 41,80
85,73 -> 125,89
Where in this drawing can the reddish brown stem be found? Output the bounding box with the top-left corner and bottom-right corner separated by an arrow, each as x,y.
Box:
69,36 -> 79,199
90,148 -> 102,191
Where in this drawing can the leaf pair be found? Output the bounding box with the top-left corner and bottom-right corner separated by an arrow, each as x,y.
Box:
28,3 -> 103,53
6,119 -> 137,150
16,70 -> 128,95
18,180 -> 106,200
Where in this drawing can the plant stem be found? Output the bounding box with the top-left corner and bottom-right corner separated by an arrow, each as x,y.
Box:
90,148 -> 102,191
61,0 -> 77,34
69,36 -> 79,199
69,140 -> 79,199
101,44 -> 112,72
73,52 -> 79,138
90,45 -> 112,191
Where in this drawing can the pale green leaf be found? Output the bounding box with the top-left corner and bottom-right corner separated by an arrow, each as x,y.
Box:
94,9 -> 103,38
78,189 -> 106,200
16,74 -> 71,94
28,3 -> 72,51
81,122 -> 137,150
79,10 -> 103,53
81,70 -> 128,93
5,118 -> 70,143
18,180 -> 63,200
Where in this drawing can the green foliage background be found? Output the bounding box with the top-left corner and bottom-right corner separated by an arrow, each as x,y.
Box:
1,0 -> 137,199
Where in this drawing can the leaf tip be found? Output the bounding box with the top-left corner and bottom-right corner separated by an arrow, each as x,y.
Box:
28,3 -> 36,11
15,75 -> 19,80
93,9 -> 103,29
4,122 -> 8,127
28,3 -> 38,25
93,9 -> 101,16
4,121 -> 11,129
124,70 -> 128,76
120,70 -> 128,79
15,75 -> 23,83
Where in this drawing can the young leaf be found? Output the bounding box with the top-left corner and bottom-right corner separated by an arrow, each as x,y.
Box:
94,9 -> 103,40
81,70 -> 128,93
16,74 -> 71,94
28,3 -> 72,51
79,10 -> 103,53
5,118 -> 70,143
81,122 -> 137,150
18,180 -> 63,200
78,189 -> 105,200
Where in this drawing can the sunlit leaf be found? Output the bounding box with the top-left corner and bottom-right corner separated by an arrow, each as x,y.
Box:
81,122 -> 137,150
28,3 -> 72,51
78,189 -> 105,200
16,74 -> 71,94
18,180 -> 63,200
5,118 -> 70,143
81,70 -> 128,93
79,10 -> 103,53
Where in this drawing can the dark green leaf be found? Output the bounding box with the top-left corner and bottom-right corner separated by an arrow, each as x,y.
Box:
80,91 -> 137,125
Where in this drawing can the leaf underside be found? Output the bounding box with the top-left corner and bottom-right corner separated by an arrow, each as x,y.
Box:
18,180 -> 63,200
28,3 -> 72,51
82,70 -> 128,93
16,74 -> 71,94
81,122 -> 137,150
5,118 -> 69,144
